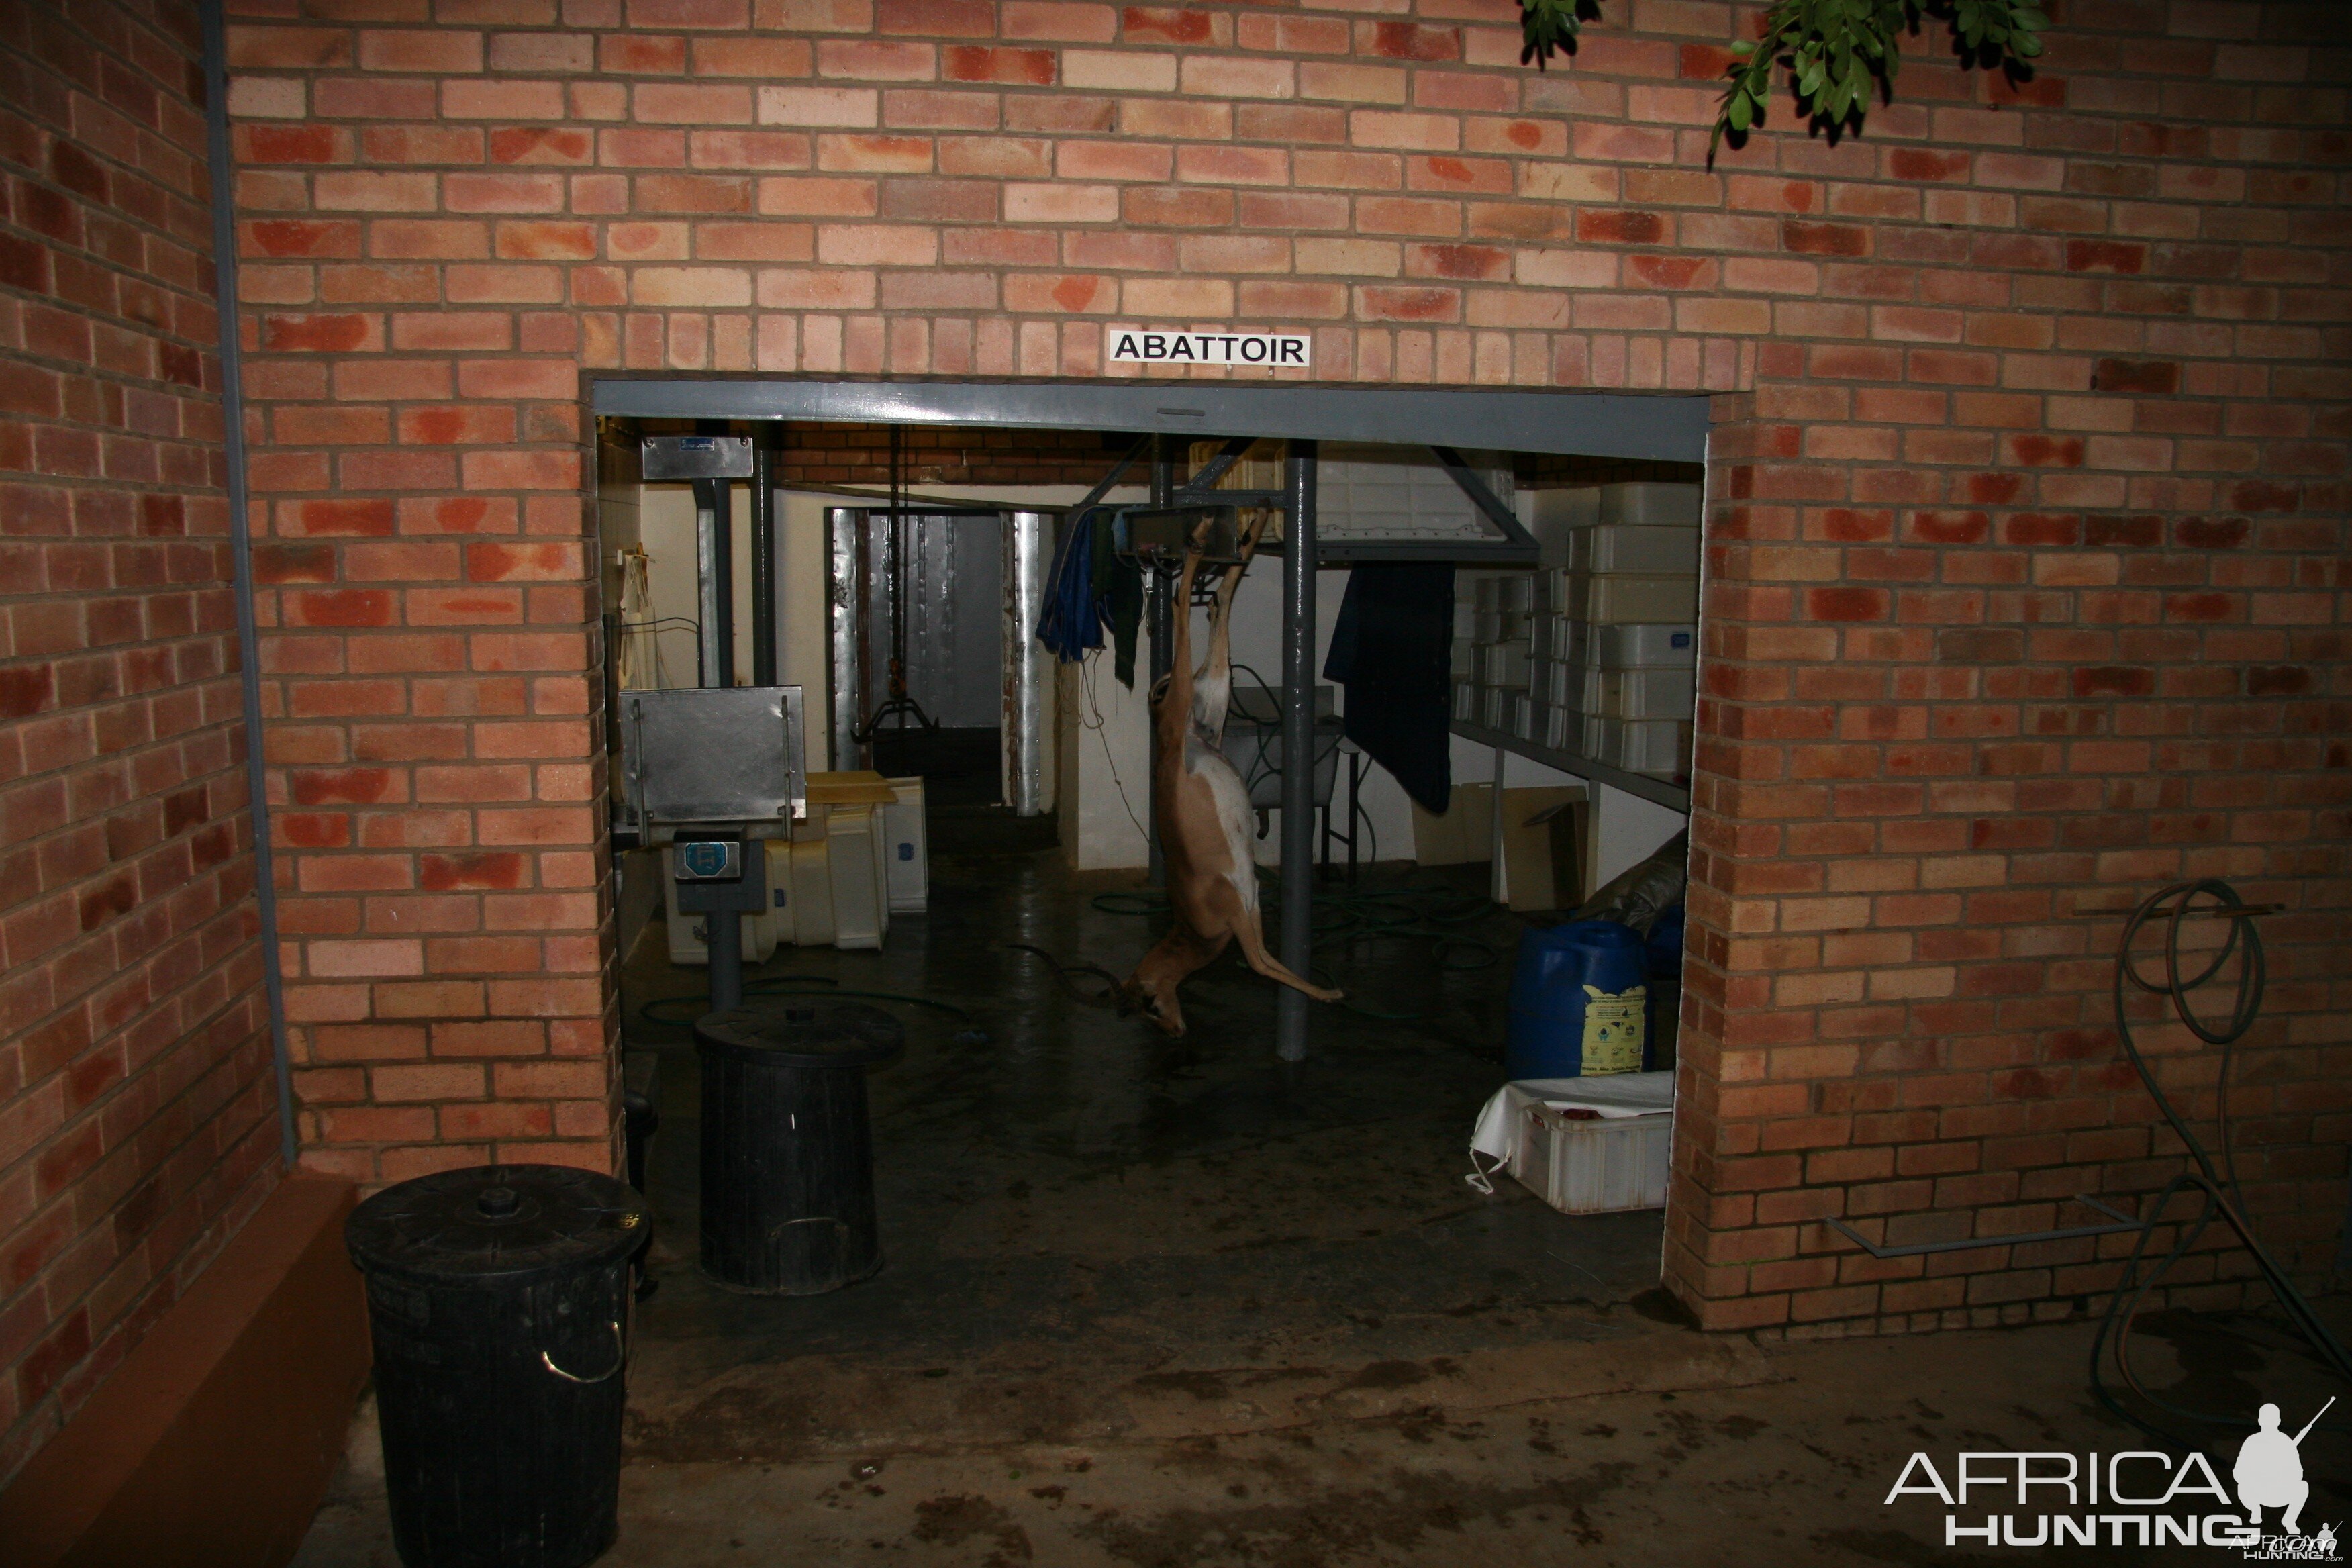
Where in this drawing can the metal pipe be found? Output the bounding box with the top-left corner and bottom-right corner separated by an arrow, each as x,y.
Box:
1146,436 -> 1175,884
1277,440 -> 1317,1063
826,508 -> 862,770
1825,1196 -> 2143,1259
203,0 -> 297,1170
750,436 -> 775,686
693,478 -> 726,687
1003,511 -> 1056,816
707,907 -> 742,1012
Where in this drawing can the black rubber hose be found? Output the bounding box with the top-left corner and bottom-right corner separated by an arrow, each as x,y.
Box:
2087,880 -> 2352,1454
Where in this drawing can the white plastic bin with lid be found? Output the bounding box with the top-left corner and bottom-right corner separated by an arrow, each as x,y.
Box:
1516,1106 -> 1673,1213
826,803 -> 889,950
1563,573 -> 1700,625
787,826 -> 835,948
1591,718 -> 1688,774
1469,1073 -> 1675,1214
1593,624 -> 1696,668
1568,524 -> 1702,575
883,777 -> 927,914
1596,482 -> 1702,528
1591,667 -> 1696,720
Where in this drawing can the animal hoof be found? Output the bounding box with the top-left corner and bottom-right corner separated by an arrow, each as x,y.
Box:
1318,987 -> 1345,1003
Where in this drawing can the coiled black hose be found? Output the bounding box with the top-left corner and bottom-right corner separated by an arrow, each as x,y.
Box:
2088,879 -> 2352,1451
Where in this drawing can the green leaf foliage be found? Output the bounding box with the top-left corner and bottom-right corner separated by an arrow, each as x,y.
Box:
1512,0 -> 2049,148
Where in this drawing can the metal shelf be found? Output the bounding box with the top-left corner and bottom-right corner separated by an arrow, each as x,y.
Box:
1453,720 -> 1692,813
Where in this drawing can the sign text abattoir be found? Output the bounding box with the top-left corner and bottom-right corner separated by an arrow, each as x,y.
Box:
1108,330 -> 1309,369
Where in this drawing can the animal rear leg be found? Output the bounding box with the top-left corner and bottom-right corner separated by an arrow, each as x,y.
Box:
1230,912 -> 1344,1003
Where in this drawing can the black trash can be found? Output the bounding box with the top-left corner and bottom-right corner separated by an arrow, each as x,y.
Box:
346,1164 -> 648,1568
694,1002 -> 904,1295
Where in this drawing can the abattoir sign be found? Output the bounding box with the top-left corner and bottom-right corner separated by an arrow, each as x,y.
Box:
1108,330 -> 1310,369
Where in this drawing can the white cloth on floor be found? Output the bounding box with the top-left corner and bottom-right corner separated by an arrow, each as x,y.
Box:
1467,1071 -> 1675,1194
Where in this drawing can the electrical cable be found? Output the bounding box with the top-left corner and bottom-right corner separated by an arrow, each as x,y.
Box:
2088,879 -> 2352,1455
1003,943 -> 1124,1008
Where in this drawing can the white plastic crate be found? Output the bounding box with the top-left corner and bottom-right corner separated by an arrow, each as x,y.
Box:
1593,624 -> 1696,668
1512,1106 -> 1673,1214
1496,573 -> 1536,612
1510,693 -> 1538,741
1596,482 -> 1702,528
1480,686 -> 1508,728
1568,524 -> 1701,576
825,803 -> 890,950
1591,667 -> 1695,720
1451,683 -> 1478,721
1591,718 -> 1689,775
1561,573 -> 1700,625
1479,642 -> 1532,687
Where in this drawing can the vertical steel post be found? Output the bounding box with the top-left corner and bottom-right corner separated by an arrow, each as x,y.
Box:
203,0 -> 297,1168
694,477 -> 734,688
750,434 -> 776,687
1146,436 -> 1175,883
707,901 -> 743,1011
1277,440 -> 1318,1063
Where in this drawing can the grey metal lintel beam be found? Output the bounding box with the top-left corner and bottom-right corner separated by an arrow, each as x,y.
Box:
592,379 -> 1710,464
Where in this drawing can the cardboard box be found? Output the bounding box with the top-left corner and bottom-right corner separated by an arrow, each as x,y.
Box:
1411,781 -> 1494,866
1501,787 -> 1588,912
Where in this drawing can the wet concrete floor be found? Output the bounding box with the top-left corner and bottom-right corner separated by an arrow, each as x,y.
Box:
293,833 -> 2352,1563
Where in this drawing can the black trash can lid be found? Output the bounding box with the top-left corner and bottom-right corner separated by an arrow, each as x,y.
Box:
346,1163 -> 648,1283
694,1001 -> 905,1067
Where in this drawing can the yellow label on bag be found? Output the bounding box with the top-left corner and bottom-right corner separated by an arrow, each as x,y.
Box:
1579,983 -> 1647,1075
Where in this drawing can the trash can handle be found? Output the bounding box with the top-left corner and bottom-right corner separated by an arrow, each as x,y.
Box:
540,1318 -> 626,1385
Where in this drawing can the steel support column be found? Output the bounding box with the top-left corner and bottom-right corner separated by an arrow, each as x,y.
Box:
750,434 -> 775,686
1146,435 -> 1175,883
1277,440 -> 1318,1063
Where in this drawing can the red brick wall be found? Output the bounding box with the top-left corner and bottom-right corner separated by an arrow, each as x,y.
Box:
0,0 -> 282,1484
217,0 -> 2349,1330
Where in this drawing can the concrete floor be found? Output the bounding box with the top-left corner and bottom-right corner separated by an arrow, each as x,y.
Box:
293,832 -> 2351,1564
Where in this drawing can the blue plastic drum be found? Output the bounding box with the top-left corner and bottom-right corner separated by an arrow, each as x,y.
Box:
1505,920 -> 1649,1079
1645,904 -> 1687,1070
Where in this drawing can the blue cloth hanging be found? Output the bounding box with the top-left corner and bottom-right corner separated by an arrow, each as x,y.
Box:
1036,508 -> 1104,664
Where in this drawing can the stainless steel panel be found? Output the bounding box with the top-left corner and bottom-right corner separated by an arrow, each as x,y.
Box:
826,508 -> 862,769
1003,511 -> 1056,817
642,434 -> 754,479
622,685 -> 805,826
846,511 -> 1005,736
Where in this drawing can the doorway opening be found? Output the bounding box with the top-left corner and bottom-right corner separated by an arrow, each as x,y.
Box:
590,381 -> 1710,1461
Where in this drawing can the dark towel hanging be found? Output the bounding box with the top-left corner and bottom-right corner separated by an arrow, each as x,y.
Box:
1323,562 -> 1453,814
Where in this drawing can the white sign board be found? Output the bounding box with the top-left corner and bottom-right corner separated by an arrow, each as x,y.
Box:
1108,330 -> 1309,369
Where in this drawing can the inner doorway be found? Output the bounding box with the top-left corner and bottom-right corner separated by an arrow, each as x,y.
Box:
591,379 -> 1712,1463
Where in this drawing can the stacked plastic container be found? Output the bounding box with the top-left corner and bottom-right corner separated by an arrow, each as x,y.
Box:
1457,482 -> 1700,783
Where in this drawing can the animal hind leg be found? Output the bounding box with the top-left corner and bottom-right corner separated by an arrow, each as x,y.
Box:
1229,908 -> 1344,1003
1120,926 -> 1227,1036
